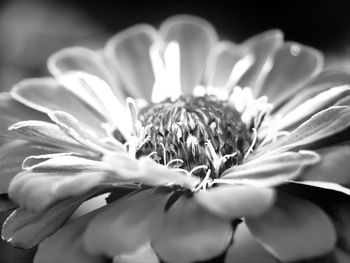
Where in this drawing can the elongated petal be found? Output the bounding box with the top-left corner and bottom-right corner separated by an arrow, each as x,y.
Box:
259,42 -> 323,106
0,93 -> 49,138
152,195 -> 232,263
256,106 -> 350,156
11,77 -> 107,137
276,67 -> 350,116
105,24 -> 160,100
8,120 -> 93,154
238,30 -> 283,96
47,47 -> 124,101
2,189 -> 104,249
160,15 -> 218,94
277,85 -> 350,130
0,141 -> 55,193
195,185 -> 275,220
83,189 -> 168,257
221,150 -> 319,187
103,153 -> 199,190
300,144 -> 350,185
225,222 -> 278,263
246,192 -> 336,262
204,41 -> 244,88
34,211 -> 105,263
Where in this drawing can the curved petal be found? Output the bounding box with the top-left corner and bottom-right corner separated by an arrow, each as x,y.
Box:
11,77 -> 107,137
276,67 -> 350,117
300,144 -> 350,185
255,106 -> 350,157
246,192 -> 336,262
225,222 -> 278,263
2,189 -> 104,249
113,244 -> 159,263
105,24 -> 160,100
0,195 -> 17,212
152,195 -> 232,263
0,141 -> 55,194
160,15 -> 218,94
204,41 -> 244,88
259,42 -> 323,106
47,46 -> 124,101
195,185 -> 275,220
221,150 -> 320,187
238,29 -> 283,96
0,93 -> 49,138
34,210 -> 105,263
83,189 -> 168,257
276,85 -> 350,131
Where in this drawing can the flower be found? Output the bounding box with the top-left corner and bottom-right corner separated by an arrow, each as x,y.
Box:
1,14 -> 350,263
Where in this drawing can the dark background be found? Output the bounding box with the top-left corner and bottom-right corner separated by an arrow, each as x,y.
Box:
0,0 -> 349,262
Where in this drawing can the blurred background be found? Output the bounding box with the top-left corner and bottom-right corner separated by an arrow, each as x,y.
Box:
0,0 -> 349,262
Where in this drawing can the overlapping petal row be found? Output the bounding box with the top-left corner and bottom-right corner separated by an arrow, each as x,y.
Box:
0,15 -> 350,263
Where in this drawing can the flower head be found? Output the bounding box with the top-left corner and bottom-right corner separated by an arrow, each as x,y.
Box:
1,15 -> 350,263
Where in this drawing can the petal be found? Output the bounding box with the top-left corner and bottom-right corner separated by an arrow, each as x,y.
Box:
300,144 -> 350,185
34,211 -> 105,263
0,93 -> 49,138
256,106 -> 350,156
47,47 -> 124,101
225,222 -> 278,263
113,244 -> 159,263
246,192 -> 336,262
105,24 -> 160,100
160,15 -> 218,94
8,120 -> 93,154
152,195 -> 232,263
259,42 -> 323,105
277,85 -> 350,131
195,185 -> 275,220
56,72 -> 132,139
204,41 -> 244,88
221,150 -> 320,187
11,77 -> 107,137
83,189 -> 168,257
0,141 -> 55,193
2,189 -> 103,249
276,67 -> 350,117
279,181 -> 350,254
103,153 -> 199,190
238,29 -> 283,96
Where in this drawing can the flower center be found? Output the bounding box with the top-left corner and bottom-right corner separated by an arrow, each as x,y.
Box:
137,95 -> 252,178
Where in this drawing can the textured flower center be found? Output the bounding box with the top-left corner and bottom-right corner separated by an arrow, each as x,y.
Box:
138,95 -> 252,178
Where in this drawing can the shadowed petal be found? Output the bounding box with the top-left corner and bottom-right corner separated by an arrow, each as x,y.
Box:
225,222 -> 278,263
2,189 -> 105,249
222,150 -> 319,187
105,24 -> 160,100
0,141 -> 56,194
34,210 -> 105,263
238,30 -> 283,96
195,185 -> 275,220
83,189 -> 168,257
160,15 -> 218,94
259,42 -> 323,106
152,195 -> 232,263
300,144 -> 350,185
47,47 -> 124,101
246,192 -> 336,262
0,195 -> 17,212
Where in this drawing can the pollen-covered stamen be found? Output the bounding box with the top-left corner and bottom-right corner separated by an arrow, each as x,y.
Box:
137,95 -> 252,178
